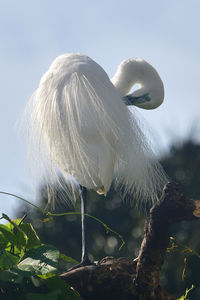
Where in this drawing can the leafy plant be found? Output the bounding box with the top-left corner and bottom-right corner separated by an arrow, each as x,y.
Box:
167,237 -> 198,299
0,214 -> 80,300
178,285 -> 195,300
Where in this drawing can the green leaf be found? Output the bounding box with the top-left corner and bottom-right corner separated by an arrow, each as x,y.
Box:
31,275 -> 42,287
0,224 -> 18,245
15,230 -> 28,251
37,272 -> 56,279
0,231 -> 8,249
0,266 -> 33,285
18,245 -> 60,275
2,216 -> 28,249
45,276 -> 81,300
26,290 -> 61,300
0,250 -> 20,269
0,223 -> 28,252
178,284 -> 195,300
0,268 -> 24,284
59,253 -> 78,264
5,217 -> 24,230
19,223 -> 41,248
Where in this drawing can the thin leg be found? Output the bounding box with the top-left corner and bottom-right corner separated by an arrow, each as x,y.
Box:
68,185 -> 93,271
80,185 -> 91,265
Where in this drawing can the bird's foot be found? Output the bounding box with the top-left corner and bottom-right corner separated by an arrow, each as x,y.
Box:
68,258 -> 96,271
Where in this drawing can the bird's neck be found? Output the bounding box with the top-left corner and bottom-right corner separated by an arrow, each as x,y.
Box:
111,59 -> 151,96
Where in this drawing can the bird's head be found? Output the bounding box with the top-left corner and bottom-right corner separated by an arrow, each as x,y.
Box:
111,58 -> 164,110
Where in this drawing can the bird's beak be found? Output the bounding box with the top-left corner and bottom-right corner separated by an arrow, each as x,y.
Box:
122,93 -> 151,106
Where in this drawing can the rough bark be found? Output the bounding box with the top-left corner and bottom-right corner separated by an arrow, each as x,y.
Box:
61,182 -> 200,299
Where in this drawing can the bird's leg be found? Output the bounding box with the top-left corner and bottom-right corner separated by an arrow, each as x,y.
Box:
68,185 -> 93,271
80,185 -> 91,265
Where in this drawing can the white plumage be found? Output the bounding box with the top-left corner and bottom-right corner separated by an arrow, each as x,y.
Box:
26,53 -> 167,207
111,57 -> 164,109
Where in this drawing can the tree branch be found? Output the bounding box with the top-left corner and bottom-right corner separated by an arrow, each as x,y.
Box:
61,182 -> 200,300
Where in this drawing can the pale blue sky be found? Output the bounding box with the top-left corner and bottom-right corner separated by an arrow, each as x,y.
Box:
0,0 -> 200,218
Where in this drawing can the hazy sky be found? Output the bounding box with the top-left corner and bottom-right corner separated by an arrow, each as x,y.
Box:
0,0 -> 200,218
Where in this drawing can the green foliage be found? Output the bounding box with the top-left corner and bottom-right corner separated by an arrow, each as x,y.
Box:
160,140 -> 200,299
167,237 -> 199,299
178,285 -> 195,300
0,215 -> 81,300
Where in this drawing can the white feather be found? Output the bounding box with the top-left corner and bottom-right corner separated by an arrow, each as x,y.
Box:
25,53 -> 167,207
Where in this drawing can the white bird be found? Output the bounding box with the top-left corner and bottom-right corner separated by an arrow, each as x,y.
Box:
25,53 -> 167,267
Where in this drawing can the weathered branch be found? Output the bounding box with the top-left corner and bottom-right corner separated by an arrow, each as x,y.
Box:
61,182 -> 200,300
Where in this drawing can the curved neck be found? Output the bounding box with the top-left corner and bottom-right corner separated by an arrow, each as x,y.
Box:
111,59 -> 147,95
110,58 -> 164,109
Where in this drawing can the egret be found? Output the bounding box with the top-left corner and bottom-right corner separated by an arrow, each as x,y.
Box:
25,53 -> 167,268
